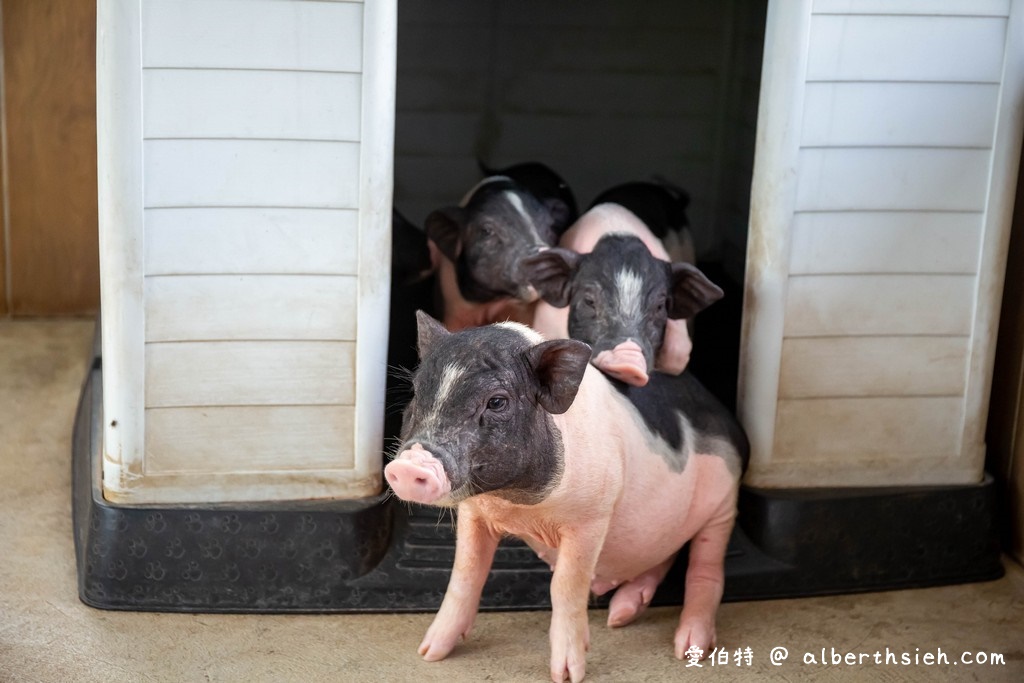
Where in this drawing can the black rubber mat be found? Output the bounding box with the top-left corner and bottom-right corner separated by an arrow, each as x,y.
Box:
74,342 -> 1002,612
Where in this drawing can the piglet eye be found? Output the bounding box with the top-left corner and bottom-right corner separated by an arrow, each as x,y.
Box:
486,396 -> 508,412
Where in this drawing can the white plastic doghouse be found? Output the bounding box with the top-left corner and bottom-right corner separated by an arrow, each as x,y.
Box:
96,0 -> 1023,505
740,0 -> 1024,488
97,0 -> 396,503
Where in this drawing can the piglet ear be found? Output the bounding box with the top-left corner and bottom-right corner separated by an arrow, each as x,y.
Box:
424,206 -> 465,261
525,339 -> 592,414
520,248 -> 580,308
544,198 -> 574,236
415,310 -> 450,359
668,262 -> 724,319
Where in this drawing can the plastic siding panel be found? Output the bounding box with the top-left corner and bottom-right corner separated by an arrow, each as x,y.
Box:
806,15 -> 1007,82
141,0 -> 363,72
784,274 -> 975,337
143,140 -> 360,209
143,70 -> 362,141
788,212 -> 982,275
145,341 -> 356,407
144,275 -> 357,342
778,337 -> 969,399
801,83 -> 999,148
813,0 -> 1009,16
773,396 -> 964,462
795,148 -> 991,213
144,208 -> 359,276
145,406 -> 356,474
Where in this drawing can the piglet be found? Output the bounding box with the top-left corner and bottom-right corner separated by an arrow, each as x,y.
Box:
478,159 -> 579,236
531,203 -> 696,380
528,224 -> 722,386
590,179 -> 696,264
385,312 -> 747,682
426,177 -> 558,330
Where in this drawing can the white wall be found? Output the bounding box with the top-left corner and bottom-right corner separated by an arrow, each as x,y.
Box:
99,0 -> 394,503
739,0 -> 1024,487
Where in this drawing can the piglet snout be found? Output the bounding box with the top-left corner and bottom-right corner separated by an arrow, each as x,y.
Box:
592,340 -> 650,387
385,444 -> 453,505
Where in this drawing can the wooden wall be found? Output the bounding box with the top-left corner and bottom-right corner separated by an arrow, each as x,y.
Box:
1,105 -> 6,316
1,0 -> 99,317
988,139 -> 1024,565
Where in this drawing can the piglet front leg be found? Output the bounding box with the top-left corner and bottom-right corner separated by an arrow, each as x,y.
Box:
419,507 -> 499,661
654,318 -> 693,376
548,524 -> 608,683
674,510 -> 735,660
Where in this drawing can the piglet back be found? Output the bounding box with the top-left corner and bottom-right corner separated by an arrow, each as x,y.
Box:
610,371 -> 749,472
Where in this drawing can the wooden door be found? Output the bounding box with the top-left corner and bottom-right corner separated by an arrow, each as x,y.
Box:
0,0 -> 99,316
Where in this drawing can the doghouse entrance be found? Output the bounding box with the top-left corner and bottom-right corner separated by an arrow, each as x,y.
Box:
390,0 -> 766,411
392,0 -> 762,363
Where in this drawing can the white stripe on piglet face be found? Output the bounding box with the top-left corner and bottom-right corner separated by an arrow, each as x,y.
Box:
504,190 -> 549,250
425,362 -> 466,429
615,268 -> 645,326
504,190 -> 530,224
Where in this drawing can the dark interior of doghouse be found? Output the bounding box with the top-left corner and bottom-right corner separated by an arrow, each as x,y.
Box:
388,0 -> 765,418
73,0 -> 1004,614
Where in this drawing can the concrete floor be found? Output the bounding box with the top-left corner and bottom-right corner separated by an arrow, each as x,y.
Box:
2,319 -> 1023,682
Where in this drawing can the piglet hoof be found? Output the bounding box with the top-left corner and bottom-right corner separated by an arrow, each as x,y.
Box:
418,610 -> 476,662
673,616 -> 716,661
417,629 -> 459,662
606,560 -> 672,628
550,618 -> 590,682
606,577 -> 658,628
